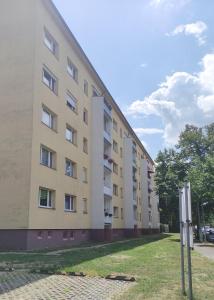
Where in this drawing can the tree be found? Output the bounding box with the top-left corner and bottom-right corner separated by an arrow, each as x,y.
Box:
155,123 -> 214,232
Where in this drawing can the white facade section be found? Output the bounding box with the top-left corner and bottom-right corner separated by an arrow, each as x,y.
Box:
90,97 -> 105,229
123,137 -> 135,228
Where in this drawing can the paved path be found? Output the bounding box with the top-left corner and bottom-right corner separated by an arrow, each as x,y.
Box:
194,243 -> 214,260
0,271 -> 132,300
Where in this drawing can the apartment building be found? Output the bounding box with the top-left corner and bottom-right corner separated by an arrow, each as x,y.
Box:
0,0 -> 160,250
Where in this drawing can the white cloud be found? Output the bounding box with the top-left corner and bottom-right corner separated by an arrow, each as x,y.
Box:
127,53 -> 214,145
134,128 -> 164,135
168,21 -> 207,45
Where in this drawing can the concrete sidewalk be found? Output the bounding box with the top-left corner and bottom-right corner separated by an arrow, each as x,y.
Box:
194,243 -> 214,260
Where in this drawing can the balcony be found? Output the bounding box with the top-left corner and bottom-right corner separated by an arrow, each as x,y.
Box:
104,185 -> 113,197
104,100 -> 112,117
104,156 -> 113,171
104,213 -> 113,224
104,130 -> 112,144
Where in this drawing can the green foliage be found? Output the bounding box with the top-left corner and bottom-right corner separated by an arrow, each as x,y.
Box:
155,123 -> 214,228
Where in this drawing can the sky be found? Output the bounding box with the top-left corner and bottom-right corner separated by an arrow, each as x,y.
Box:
53,0 -> 214,159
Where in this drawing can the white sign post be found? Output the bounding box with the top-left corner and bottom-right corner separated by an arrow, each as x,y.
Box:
179,182 -> 193,300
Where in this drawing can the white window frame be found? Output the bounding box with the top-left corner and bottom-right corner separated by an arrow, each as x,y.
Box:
44,28 -> 58,57
66,92 -> 77,112
65,159 -> 76,178
64,194 -> 76,212
39,188 -> 53,208
42,106 -> 56,130
65,125 -> 77,145
42,67 -> 57,94
67,58 -> 78,82
40,146 -> 54,168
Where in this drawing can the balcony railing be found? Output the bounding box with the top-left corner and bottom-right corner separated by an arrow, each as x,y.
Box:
104,130 -> 112,144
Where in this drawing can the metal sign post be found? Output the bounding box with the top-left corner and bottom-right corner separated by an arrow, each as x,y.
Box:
185,182 -> 193,300
179,189 -> 186,296
179,182 -> 193,300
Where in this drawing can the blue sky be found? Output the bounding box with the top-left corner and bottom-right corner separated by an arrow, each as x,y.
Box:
53,0 -> 214,159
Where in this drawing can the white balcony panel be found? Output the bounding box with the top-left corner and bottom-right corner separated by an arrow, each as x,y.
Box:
104,159 -> 112,171
104,185 -> 113,197
104,131 -> 112,144
104,101 -> 112,117
104,215 -> 112,224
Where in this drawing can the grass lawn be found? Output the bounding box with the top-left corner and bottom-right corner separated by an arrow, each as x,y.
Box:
0,234 -> 214,299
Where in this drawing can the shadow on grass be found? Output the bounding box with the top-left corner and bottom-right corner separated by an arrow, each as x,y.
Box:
197,244 -> 214,248
0,234 -> 171,296
59,234 -> 171,270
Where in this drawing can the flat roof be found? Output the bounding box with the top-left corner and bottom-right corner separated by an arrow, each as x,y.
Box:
43,0 -> 154,165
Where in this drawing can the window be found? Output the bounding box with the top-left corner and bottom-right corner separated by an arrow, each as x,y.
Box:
44,28 -> 58,57
113,140 -> 118,153
39,188 -> 54,208
113,184 -> 118,196
42,106 -> 56,130
65,125 -> 77,145
113,119 -> 118,132
40,146 -> 55,169
70,231 -> 74,240
37,231 -> 43,239
63,231 -> 68,240
83,138 -> 88,154
42,67 -> 57,94
120,128 -> 123,138
120,167 -> 123,178
82,167 -> 88,183
121,208 -> 124,219
113,206 -> 119,218
67,58 -> 78,82
113,162 -> 118,174
120,187 -> 123,199
64,194 -> 76,212
66,92 -> 77,113
84,80 -> 88,96
120,147 -> 123,158
83,108 -> 88,124
83,198 -> 88,214
65,159 -> 76,178
47,231 -> 52,239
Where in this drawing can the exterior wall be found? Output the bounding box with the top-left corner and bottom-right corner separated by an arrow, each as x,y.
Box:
0,0 -> 36,229
0,0 -> 160,250
28,0 -> 93,230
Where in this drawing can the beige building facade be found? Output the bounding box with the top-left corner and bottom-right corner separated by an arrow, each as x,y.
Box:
0,0 -> 160,250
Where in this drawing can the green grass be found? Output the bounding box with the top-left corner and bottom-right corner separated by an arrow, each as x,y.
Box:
0,234 -> 214,299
